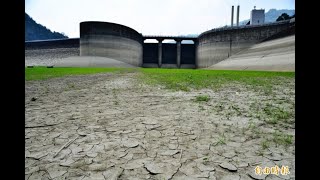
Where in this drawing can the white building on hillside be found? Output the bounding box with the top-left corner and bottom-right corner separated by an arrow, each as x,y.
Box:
250,7 -> 265,25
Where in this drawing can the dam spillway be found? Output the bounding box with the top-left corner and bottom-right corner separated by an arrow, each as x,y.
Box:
25,19 -> 295,69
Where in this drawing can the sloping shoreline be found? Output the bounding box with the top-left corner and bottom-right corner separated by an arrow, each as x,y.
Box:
207,35 -> 295,71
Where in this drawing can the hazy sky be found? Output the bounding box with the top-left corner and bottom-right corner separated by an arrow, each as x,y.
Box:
25,0 -> 295,38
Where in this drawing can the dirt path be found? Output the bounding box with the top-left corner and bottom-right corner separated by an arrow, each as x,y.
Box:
25,72 -> 295,180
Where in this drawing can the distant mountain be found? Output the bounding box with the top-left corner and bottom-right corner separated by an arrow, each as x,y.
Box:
239,9 -> 295,25
181,34 -> 198,37
25,13 -> 68,41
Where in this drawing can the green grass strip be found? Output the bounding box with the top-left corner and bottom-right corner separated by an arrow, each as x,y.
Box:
140,68 -> 294,91
25,67 -> 129,81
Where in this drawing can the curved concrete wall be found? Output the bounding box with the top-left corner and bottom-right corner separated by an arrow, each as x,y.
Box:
196,20 -> 294,68
80,21 -> 143,66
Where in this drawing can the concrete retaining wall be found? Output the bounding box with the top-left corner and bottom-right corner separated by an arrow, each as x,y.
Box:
197,20 -> 294,68
80,21 -> 143,66
25,20 -> 294,69
25,38 -> 79,50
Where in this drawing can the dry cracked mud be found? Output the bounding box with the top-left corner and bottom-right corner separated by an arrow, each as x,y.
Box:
25,72 -> 295,180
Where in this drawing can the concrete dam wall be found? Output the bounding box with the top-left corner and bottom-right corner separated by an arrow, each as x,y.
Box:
80,21 -> 143,67
196,20 -> 295,68
25,20 -> 294,69
25,38 -> 80,67
209,35 -> 295,71
25,38 -> 79,50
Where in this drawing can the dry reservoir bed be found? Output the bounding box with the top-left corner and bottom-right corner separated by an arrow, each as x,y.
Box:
25,71 -> 295,180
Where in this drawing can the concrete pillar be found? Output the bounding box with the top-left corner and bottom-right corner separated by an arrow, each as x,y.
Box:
237,5 -> 240,26
176,39 -> 182,68
231,6 -> 234,27
157,38 -> 163,67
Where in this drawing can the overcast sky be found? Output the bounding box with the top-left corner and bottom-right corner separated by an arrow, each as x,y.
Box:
25,0 -> 295,38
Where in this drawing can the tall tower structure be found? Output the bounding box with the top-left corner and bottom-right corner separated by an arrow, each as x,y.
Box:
236,5 -> 240,26
231,6 -> 234,27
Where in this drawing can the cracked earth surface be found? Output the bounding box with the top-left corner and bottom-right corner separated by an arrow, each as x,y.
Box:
25,72 -> 295,180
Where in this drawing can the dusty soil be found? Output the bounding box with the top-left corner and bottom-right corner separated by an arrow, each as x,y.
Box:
25,72 -> 295,180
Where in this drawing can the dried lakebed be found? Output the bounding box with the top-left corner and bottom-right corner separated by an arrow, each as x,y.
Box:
25,72 -> 295,180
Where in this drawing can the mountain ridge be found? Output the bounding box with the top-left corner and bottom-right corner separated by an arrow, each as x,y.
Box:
25,13 -> 68,41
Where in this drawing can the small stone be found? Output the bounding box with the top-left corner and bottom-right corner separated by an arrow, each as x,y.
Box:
219,162 -> 237,172
122,139 -> 139,148
31,97 -> 37,101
